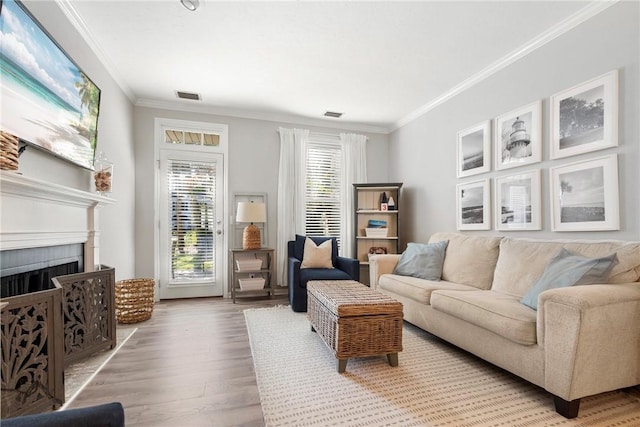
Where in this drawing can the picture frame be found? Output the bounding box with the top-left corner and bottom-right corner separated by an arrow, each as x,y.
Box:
550,70 -> 618,160
456,120 -> 491,178
494,101 -> 542,171
495,170 -> 541,231
456,179 -> 491,230
550,155 -> 619,231
0,0 -> 101,170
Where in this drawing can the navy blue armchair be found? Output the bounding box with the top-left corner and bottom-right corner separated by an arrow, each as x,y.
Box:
2,402 -> 125,427
288,235 -> 359,312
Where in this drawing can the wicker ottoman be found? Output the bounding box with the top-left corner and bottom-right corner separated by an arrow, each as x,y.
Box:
307,280 -> 403,373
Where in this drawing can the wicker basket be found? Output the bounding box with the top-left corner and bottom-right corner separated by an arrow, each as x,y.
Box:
115,278 -> 155,324
0,130 -> 19,171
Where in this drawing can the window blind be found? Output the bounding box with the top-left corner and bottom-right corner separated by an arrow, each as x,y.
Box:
168,159 -> 216,281
305,143 -> 343,249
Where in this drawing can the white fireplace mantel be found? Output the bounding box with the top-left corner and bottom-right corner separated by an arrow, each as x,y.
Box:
0,171 -> 115,271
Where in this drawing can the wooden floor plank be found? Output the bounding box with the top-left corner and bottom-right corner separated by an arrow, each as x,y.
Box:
67,296 -> 288,426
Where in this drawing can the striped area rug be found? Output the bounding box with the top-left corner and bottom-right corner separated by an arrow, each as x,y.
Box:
244,306 -> 640,427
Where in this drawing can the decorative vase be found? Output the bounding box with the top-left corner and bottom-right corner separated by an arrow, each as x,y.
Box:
94,152 -> 114,194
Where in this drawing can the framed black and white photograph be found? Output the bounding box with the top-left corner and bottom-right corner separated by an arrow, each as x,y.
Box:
495,170 -> 541,231
495,101 -> 542,171
550,155 -> 619,231
456,179 -> 490,230
550,70 -> 618,160
457,120 -> 491,178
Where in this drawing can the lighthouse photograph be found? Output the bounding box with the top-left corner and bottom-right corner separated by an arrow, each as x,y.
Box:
500,113 -> 533,163
495,101 -> 541,170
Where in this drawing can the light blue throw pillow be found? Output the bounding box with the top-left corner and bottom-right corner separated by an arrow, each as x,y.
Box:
392,240 -> 449,281
520,248 -> 618,310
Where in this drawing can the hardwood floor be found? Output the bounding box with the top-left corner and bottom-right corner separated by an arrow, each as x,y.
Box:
68,296 -> 288,427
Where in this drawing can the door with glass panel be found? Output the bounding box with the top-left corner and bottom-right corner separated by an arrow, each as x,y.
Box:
159,150 -> 224,298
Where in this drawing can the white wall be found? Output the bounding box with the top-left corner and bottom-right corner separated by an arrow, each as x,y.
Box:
12,2 -> 390,284
389,2 -> 640,244
15,2 -> 136,280
22,1 -> 632,286
133,106 -> 390,278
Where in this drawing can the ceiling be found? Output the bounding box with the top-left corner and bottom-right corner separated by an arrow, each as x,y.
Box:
60,0 -> 600,133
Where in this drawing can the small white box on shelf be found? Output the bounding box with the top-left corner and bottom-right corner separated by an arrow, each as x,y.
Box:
365,228 -> 388,238
236,259 -> 262,271
238,277 -> 266,291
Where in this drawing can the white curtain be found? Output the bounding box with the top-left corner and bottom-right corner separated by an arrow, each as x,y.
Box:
276,127 -> 309,287
340,132 -> 368,258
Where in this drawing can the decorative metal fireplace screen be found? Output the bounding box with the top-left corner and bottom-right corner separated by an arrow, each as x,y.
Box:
55,267 -> 117,367
1,266 -> 116,419
0,287 -> 64,418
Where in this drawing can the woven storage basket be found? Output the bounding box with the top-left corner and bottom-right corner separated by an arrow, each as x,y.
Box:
0,131 -> 19,171
115,278 -> 154,323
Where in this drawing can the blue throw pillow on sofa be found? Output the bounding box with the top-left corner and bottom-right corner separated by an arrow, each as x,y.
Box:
392,240 -> 449,281
520,248 -> 618,310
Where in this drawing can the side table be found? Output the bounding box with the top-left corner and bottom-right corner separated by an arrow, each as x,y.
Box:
229,248 -> 275,303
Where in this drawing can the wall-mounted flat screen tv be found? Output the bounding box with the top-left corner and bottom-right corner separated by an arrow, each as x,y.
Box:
0,0 -> 101,170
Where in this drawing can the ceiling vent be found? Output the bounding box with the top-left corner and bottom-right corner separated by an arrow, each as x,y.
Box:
324,111 -> 343,118
176,91 -> 201,101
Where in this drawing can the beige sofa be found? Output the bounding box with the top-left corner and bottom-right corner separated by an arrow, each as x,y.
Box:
369,232 -> 640,418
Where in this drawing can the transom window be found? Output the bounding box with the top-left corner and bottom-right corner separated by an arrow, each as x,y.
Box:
165,129 -> 220,146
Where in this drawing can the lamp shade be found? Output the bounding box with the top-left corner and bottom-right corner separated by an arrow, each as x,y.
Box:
236,202 -> 266,224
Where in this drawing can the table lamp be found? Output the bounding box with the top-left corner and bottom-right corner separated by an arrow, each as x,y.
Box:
236,201 -> 266,249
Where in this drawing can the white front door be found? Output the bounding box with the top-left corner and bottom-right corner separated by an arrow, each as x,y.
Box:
158,150 -> 224,299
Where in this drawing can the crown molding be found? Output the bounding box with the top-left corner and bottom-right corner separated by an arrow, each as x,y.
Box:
391,0 -> 619,132
135,98 -> 391,135
56,0 -> 136,103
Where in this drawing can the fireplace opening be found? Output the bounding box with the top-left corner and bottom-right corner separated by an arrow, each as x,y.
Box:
0,244 -> 83,298
1,261 -> 79,297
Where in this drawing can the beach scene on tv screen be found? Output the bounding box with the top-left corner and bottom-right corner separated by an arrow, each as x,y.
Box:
0,0 -> 100,169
